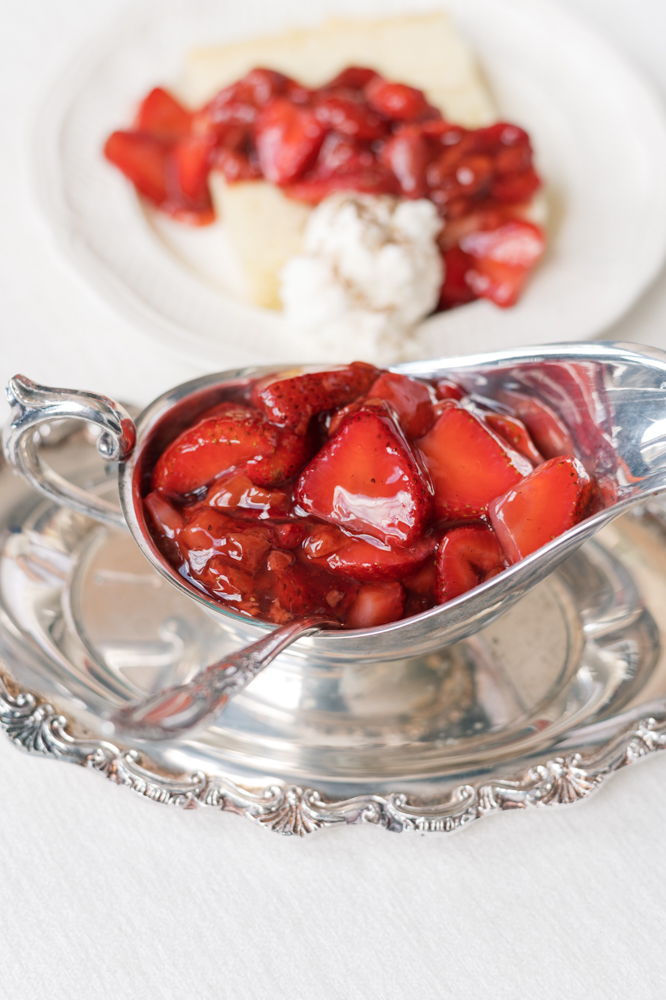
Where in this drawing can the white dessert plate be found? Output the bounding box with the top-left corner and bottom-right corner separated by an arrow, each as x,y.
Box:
32,0 -> 666,368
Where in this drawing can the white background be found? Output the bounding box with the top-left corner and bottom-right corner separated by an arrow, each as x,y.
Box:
2,1 -> 666,996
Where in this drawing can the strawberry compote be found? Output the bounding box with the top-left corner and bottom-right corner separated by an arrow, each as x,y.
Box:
104,67 -> 545,310
143,364 -> 596,630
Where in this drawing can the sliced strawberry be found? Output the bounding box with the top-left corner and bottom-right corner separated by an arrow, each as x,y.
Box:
134,87 -> 193,139
303,526 -> 436,581
346,582 -> 405,628
417,403 -> 531,519
260,559 -> 354,623
435,525 -> 505,603
274,522 -> 310,549
251,362 -> 379,435
438,245 -> 477,309
379,126 -> 430,198
252,429 -> 311,487
428,150 -> 491,212
151,403 -> 308,496
144,491 -> 185,539
301,523 -> 349,559
286,165 -> 399,202
484,412 -> 543,465
104,131 -> 170,205
489,456 -> 592,564
199,86 -> 258,133
403,558 -> 438,616
180,510 -> 272,573
255,98 -> 325,184
265,549 -> 295,573
240,68 -> 292,107
311,132 -> 375,178
314,95 -> 385,141
496,390 -> 575,459
460,221 -> 545,307
494,144 -> 532,177
327,400 -> 363,437
366,79 -> 434,122
196,555 -> 259,615
170,134 -> 215,206
464,122 -> 530,154
152,404 -> 273,496
324,67 -> 379,91
403,559 -> 437,599
491,167 -> 541,203
213,144 -> 262,182
327,536 -> 435,582
295,403 -> 431,546
204,474 -> 288,517
436,153 -> 494,201
366,372 -> 436,438
435,377 -> 465,401
513,363 -> 613,468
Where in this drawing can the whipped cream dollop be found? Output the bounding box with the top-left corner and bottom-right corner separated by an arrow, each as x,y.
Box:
279,193 -> 443,363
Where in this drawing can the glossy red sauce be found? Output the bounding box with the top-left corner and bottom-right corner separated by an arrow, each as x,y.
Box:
104,67 -> 545,310
143,364 -> 595,629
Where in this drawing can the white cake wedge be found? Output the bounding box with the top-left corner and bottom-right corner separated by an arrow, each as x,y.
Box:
210,178 -> 313,309
181,12 -> 497,309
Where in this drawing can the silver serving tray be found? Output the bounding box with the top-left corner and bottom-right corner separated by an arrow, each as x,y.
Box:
1,426 -> 665,836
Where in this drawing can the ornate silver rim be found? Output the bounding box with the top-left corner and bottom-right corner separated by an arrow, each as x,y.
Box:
2,671 -> 665,836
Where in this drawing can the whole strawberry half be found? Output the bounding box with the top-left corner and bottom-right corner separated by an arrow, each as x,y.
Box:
151,402 -> 309,496
489,456 -> 592,563
417,403 -> 532,519
460,220 -> 545,307
295,402 -> 432,546
251,362 -> 379,435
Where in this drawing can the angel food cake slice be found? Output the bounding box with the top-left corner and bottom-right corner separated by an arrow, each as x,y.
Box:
182,12 -> 497,308
104,10 -> 546,357
181,12 -> 496,127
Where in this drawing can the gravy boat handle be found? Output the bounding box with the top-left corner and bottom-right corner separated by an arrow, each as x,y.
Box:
2,375 -> 135,528
111,615 -> 343,741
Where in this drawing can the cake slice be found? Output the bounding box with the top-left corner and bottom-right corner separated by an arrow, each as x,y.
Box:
181,12 -> 497,309
211,177 -> 312,308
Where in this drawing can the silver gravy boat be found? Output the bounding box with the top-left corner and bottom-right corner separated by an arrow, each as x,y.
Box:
5,341 -> 666,739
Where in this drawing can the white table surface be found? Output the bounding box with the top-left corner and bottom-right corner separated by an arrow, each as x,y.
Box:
2,1 -> 666,997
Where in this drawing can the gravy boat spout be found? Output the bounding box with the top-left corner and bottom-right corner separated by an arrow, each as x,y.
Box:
387,340 -> 666,651
4,341 -> 666,674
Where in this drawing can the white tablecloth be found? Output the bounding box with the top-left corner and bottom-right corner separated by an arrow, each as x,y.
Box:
2,2 -> 666,996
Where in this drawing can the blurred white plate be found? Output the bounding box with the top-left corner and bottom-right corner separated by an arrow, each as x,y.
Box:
32,0 -> 666,368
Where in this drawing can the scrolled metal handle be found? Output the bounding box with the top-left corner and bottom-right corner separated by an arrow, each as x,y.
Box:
3,375 -> 136,528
